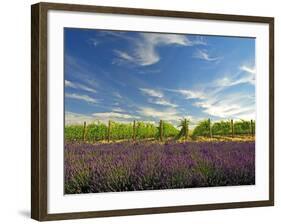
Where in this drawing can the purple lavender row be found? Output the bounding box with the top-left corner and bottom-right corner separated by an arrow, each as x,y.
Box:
64,141 -> 255,194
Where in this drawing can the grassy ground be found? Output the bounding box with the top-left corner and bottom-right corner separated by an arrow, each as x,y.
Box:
70,135 -> 255,145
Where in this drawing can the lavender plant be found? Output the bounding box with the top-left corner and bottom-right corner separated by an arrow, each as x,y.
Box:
64,141 -> 255,194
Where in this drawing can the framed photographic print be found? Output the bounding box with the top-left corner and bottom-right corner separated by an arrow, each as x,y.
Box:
31,2 -> 274,221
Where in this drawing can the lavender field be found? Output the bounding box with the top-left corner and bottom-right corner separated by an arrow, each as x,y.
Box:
64,141 -> 255,194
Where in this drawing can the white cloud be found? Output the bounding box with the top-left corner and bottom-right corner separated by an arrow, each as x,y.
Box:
240,65 -> 256,74
141,33 -> 192,46
193,49 -> 222,62
139,88 -> 163,98
77,85 -> 96,93
112,107 -> 125,112
140,88 -> 177,107
215,65 -> 256,88
101,31 -> 135,42
148,98 -> 178,108
65,111 -> 140,125
138,107 -> 182,121
164,64 -> 255,104
239,65 -> 256,85
134,33 -> 191,66
65,80 -> 96,93
194,94 -> 255,119
65,112 -> 94,125
175,89 -> 206,100
164,64 -> 256,120
215,74 -> 254,87
234,110 -> 256,120
65,93 -> 97,104
113,92 -> 123,99
114,50 -> 135,63
92,112 -> 140,122
65,80 -> 76,88
114,33 -> 205,66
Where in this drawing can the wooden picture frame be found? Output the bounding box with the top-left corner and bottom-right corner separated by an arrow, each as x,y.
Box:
31,2 -> 274,221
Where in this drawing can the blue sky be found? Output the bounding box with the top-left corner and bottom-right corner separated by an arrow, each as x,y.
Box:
64,28 -> 255,126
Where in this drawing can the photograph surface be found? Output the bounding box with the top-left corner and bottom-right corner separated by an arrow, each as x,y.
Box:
64,28 -> 255,194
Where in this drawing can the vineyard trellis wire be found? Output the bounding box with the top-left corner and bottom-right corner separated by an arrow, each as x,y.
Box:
65,118 -> 255,142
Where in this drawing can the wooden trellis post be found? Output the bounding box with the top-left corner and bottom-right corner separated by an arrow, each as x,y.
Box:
184,118 -> 188,140
231,119 -> 234,138
107,120 -> 111,142
82,121 -> 87,142
132,120 -> 136,141
250,119 -> 254,137
208,118 -> 212,139
159,120 -> 164,142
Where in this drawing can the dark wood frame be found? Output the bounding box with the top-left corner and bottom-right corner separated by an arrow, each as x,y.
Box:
31,2 -> 274,221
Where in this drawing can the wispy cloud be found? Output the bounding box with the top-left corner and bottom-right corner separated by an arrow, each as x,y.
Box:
113,91 -> 123,99
139,88 -> 163,98
99,31 -> 135,42
215,74 -> 254,87
92,112 -> 140,120
140,88 -> 177,107
65,80 -> 96,93
193,49 -> 222,62
182,91 -> 254,119
64,55 -> 101,93
114,33 -> 206,66
193,93 -> 255,119
65,80 -> 75,88
215,65 -> 255,88
114,50 -> 135,63
112,107 -> 125,112
148,98 -> 178,108
65,93 -> 97,104
167,89 -> 206,100
65,111 -> 140,125
240,65 -> 255,74
174,88 -> 255,119
138,107 -> 183,122
165,64 -> 255,119
167,86 -> 254,119
65,111 -> 95,125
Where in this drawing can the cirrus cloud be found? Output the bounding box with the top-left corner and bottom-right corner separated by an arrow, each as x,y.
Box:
113,33 -> 206,66
65,93 -> 97,104
139,88 -> 163,98
140,88 -> 178,108
193,49 -> 222,62
137,107 -> 183,122
65,80 -> 96,93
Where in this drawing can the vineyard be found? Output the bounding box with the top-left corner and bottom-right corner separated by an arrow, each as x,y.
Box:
64,118 -> 255,193
65,119 -> 255,143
